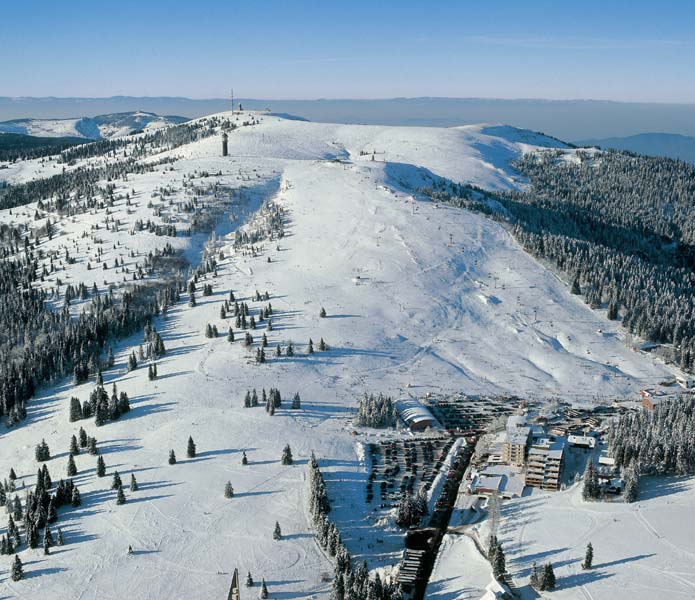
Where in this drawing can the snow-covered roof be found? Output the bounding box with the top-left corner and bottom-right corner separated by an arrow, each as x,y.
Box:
568,434 -> 596,448
394,398 -> 438,428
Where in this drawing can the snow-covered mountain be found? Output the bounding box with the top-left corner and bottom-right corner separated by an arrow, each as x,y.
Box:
0,111 -> 188,140
576,131 -> 695,164
0,112 -> 687,600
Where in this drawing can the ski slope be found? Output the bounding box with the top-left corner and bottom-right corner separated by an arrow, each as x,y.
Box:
0,112 -> 682,599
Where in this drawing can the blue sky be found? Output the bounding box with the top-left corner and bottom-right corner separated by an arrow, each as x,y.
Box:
2,0 -> 694,102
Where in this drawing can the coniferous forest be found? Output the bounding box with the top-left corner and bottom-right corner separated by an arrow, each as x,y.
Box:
608,396 -> 695,475
420,149 -> 695,372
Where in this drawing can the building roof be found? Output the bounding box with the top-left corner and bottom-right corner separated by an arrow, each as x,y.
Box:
568,434 -> 596,448
394,398 -> 438,428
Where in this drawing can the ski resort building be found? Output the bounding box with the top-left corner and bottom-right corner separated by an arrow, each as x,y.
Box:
501,415 -> 532,466
567,434 -> 596,449
525,437 -> 566,491
395,398 -> 439,431
642,394 -> 667,411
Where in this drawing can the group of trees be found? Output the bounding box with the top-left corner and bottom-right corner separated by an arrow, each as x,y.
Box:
0,462 -> 81,573
420,149 -> 695,373
582,460 -> 601,501
307,453 -> 402,600
487,535 -> 506,580
608,396 -> 695,476
69,383 -> 130,426
355,393 -> 398,428
241,387 -> 302,413
0,258 -> 178,427
529,561 -> 556,591
233,200 -> 285,249
394,488 -> 428,528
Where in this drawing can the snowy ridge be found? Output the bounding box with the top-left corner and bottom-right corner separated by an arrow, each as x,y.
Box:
0,111 -> 188,140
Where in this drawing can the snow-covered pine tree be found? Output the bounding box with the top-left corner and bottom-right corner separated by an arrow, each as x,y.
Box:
69,396 -> 83,422
111,471 -> 122,490
96,455 -> 106,477
281,444 -> 293,465
69,434 -> 80,456
582,542 -> 593,569
11,554 -> 23,581
224,481 -> 234,498
67,455 -> 77,477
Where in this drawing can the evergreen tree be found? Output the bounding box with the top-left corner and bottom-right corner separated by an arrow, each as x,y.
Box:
71,486 -> 81,507
281,444 -> 293,465
224,481 -> 234,498
35,439 -> 50,462
187,436 -> 196,458
28,524 -> 38,549
331,571 -> 345,600
44,526 -> 53,548
260,578 -> 268,599
11,554 -> 23,581
69,396 -> 83,422
582,542 -> 593,570
111,470 -> 122,490
246,571 -> 254,587
130,474 -> 138,492
47,498 -> 57,523
582,460 -> 600,500
57,528 -> 64,546
67,454 -> 77,477
540,562 -> 556,591
308,338 -> 314,354
70,434 -> 80,456
227,327 -> 234,342
88,436 -> 98,455
79,426 -> 88,448
241,451 -> 248,466
291,392 -> 301,409
529,562 -> 540,590
168,450 -> 176,465
273,521 -> 282,540
623,466 -> 639,503
492,543 -> 506,578
116,484 -> 126,505
96,455 -> 106,477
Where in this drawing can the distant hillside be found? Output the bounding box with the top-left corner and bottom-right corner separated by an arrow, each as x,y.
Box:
0,111 -> 188,140
575,132 -> 695,164
0,132 -> 84,162
3,96 -> 695,140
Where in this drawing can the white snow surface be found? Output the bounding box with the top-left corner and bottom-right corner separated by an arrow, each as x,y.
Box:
0,111 -> 186,140
0,112 -> 683,599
